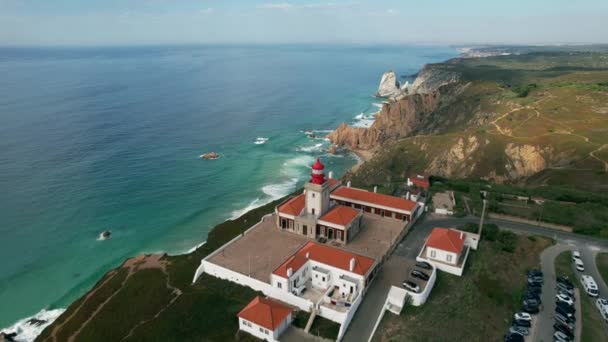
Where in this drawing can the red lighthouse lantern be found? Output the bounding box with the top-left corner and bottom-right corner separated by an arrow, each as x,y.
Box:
310,158 -> 326,185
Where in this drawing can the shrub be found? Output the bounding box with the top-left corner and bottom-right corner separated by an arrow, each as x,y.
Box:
497,231 -> 517,253
482,224 -> 499,241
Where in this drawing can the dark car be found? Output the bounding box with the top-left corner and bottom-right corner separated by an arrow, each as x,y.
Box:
527,281 -> 542,289
415,261 -> 432,270
556,301 -> 575,313
556,283 -> 575,296
526,286 -> 542,295
521,304 -> 540,314
528,269 -> 543,277
411,270 -> 430,281
523,298 -> 540,307
513,319 -> 531,328
504,333 -> 524,342
523,291 -> 541,301
557,276 -> 574,288
554,323 -> 574,338
555,305 -> 575,319
528,275 -> 543,284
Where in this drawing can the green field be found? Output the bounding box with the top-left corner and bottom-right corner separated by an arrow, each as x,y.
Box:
597,253 -> 608,287
372,230 -> 552,342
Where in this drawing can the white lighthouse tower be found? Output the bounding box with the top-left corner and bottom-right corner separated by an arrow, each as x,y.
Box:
304,158 -> 330,217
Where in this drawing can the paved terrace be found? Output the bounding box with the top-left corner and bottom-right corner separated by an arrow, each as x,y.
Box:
339,213 -> 407,260
207,214 -> 309,282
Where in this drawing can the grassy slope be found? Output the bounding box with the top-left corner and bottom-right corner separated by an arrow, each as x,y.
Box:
372,232 -> 552,342
554,251 -> 606,342
350,52 -> 608,192
36,197 -> 304,342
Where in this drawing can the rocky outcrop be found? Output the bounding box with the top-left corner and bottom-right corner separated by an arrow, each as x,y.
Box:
410,64 -> 461,94
376,70 -> 403,98
426,135 -> 483,178
327,90 -> 443,150
504,143 -> 548,179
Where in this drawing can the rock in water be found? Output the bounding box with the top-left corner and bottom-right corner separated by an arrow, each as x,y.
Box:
376,70 -> 402,98
200,152 -> 220,160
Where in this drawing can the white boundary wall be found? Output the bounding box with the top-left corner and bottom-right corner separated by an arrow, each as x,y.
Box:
409,260 -> 437,306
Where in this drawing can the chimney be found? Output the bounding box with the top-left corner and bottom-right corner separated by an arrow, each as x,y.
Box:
328,171 -> 334,179
287,267 -> 293,277
347,181 -> 351,188
406,191 -> 410,200
349,258 -> 356,272
305,252 -> 310,259
460,231 -> 464,239
373,186 -> 378,193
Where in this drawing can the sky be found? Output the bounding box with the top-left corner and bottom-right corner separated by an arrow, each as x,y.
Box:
0,0 -> 607,46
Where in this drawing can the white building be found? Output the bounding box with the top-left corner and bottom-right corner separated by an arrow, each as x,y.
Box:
238,296 -> 293,342
418,227 -> 477,276
271,241 -> 376,308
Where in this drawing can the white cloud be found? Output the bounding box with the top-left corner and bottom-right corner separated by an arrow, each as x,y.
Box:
200,8 -> 214,15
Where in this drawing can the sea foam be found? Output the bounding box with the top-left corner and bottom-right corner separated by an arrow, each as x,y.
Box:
1,308 -> 65,342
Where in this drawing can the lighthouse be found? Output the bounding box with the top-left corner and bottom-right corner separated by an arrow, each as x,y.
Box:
304,158 -> 330,217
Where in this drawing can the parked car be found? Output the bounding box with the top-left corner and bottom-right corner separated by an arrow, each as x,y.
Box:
513,319 -> 531,328
554,316 -> 575,331
581,275 -> 599,297
528,274 -> 543,283
574,258 -> 585,272
556,294 -> 574,306
526,285 -> 542,295
554,330 -> 572,342
509,325 -> 529,336
556,282 -> 575,296
557,276 -> 574,288
596,298 -> 608,321
523,291 -> 541,302
504,333 -> 524,342
411,270 -> 430,281
402,280 -> 420,293
555,305 -> 574,319
415,261 -> 432,270
553,323 -> 574,338
521,304 -> 540,314
554,312 -> 575,325
572,251 -> 581,261
523,298 -> 540,307
514,312 -> 532,321
528,269 -> 543,277
556,300 -> 576,313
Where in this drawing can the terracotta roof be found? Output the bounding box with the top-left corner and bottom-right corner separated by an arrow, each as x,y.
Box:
410,174 -> 430,189
273,242 -> 375,277
331,186 -> 417,213
278,194 -> 305,216
319,205 -> 359,227
426,227 -> 465,254
238,296 -> 292,331
273,254 -> 308,278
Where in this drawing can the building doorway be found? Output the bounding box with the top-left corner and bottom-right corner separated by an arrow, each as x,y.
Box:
328,228 -> 334,240
303,225 -> 307,235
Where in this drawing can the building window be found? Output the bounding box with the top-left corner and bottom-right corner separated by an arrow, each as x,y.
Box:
430,250 -> 436,258
322,276 -> 326,282
277,282 -> 282,289
312,193 -> 315,198
259,327 -> 264,333
312,208 -> 315,215
446,254 -> 452,262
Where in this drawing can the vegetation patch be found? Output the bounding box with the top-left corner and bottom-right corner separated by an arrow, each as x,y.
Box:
596,253 -> 608,287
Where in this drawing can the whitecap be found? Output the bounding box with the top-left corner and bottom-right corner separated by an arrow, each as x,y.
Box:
262,177 -> 298,199
1,308 -> 65,342
296,143 -> 323,153
254,137 -> 269,145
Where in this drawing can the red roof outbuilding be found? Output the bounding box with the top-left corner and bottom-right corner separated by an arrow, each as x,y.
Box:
409,174 -> 430,189
426,227 -> 465,254
238,296 -> 292,331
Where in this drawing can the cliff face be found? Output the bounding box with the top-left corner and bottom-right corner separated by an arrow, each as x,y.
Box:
376,70 -> 403,98
410,64 -> 461,94
327,91 -> 442,150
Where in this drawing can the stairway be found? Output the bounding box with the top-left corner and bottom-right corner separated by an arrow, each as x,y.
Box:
304,307 -> 318,333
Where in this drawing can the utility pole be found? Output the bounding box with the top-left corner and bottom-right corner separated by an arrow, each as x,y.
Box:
478,199 -> 487,235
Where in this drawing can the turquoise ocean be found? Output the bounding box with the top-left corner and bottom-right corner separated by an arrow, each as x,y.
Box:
0,45 -> 456,337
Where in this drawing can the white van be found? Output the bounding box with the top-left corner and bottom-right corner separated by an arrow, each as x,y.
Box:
575,258 -> 585,272
581,275 -> 599,297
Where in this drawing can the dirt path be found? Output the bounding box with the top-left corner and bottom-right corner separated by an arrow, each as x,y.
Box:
589,144 -> 608,172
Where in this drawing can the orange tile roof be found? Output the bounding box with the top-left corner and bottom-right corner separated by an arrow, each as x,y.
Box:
238,296 -> 292,331
410,174 -> 430,189
278,194 -> 305,216
426,227 -> 464,254
328,178 -> 340,188
319,205 -> 359,227
331,186 -> 417,213
273,254 -> 308,278
273,242 -> 375,277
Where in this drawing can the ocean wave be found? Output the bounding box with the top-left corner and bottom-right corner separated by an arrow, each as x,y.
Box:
352,112 -> 376,128
296,143 -> 323,153
1,308 -> 65,342
372,102 -> 384,109
185,241 -> 207,254
254,137 -> 268,145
